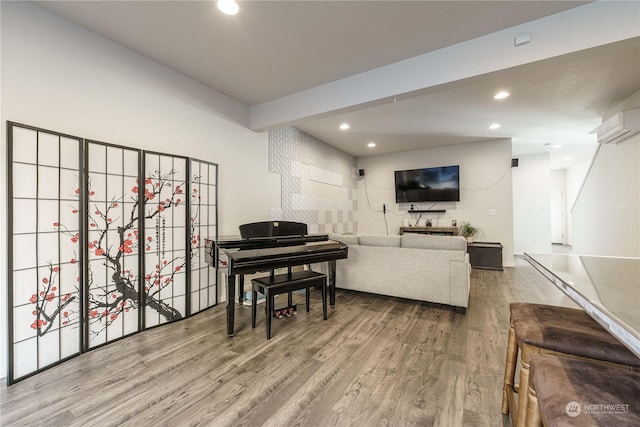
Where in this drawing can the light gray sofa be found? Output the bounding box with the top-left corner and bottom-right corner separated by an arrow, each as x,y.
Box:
327,233 -> 471,313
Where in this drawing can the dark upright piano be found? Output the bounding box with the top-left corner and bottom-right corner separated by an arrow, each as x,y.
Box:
211,221 -> 348,336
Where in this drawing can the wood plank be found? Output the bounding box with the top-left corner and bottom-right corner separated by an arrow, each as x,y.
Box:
1,257 -> 577,426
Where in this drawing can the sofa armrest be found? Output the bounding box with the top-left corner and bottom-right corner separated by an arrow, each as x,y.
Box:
450,259 -> 471,308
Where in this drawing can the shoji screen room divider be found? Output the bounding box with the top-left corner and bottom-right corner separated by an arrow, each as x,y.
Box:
7,122 -> 218,385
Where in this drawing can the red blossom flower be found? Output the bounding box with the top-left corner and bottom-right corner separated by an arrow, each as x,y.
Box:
145,178 -> 152,184
45,293 -> 54,302
74,188 -> 80,195
71,258 -> 77,264
89,191 -> 95,196
131,186 -> 138,193
52,266 -> 59,272
29,294 -> 37,304
89,310 -> 98,318
51,286 -> 57,291
42,277 -> 48,284
63,311 -> 69,317
53,222 -> 59,227
112,202 -> 118,207
71,237 -> 78,243
110,313 -> 118,321
95,248 -> 105,256
72,209 -> 78,214
175,266 -> 181,272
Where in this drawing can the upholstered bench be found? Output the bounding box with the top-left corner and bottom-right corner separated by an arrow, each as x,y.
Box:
502,303 -> 640,427
527,354 -> 640,426
251,270 -> 327,339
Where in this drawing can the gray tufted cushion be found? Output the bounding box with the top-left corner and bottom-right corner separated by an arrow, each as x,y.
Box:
401,233 -> 467,251
358,235 -> 401,247
327,233 -> 359,246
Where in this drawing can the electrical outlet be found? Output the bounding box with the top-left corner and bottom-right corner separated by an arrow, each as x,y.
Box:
489,209 -> 497,216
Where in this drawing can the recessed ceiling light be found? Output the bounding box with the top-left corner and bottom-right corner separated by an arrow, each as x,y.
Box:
367,142 -> 376,148
217,0 -> 239,15
339,123 -> 350,130
494,91 -> 510,100
552,144 -> 563,149
489,123 -> 501,130
563,157 -> 573,161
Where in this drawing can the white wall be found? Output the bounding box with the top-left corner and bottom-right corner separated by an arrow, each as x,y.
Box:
571,134 -> 640,257
565,155 -> 593,246
550,170 -> 567,244
512,153 -> 552,255
1,2 -> 280,380
356,138 -> 514,267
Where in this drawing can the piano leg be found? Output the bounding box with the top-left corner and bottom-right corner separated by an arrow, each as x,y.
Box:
227,274 -> 236,336
329,260 -> 336,307
238,275 -> 244,304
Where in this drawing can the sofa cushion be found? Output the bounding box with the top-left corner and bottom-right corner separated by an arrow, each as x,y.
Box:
401,233 -> 467,251
358,235 -> 401,247
327,233 -> 359,246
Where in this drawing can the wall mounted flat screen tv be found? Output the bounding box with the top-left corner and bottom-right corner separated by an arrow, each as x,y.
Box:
394,165 -> 460,203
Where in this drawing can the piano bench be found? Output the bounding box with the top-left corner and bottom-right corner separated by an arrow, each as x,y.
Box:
251,270 -> 327,340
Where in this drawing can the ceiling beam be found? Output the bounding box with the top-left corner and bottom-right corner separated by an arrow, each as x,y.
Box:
250,1 -> 640,131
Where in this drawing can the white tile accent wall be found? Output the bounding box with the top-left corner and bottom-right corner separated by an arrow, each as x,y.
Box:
309,165 -> 343,187
269,127 -> 357,234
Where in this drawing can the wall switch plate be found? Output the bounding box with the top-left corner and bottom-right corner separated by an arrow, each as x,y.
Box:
489,209 -> 497,216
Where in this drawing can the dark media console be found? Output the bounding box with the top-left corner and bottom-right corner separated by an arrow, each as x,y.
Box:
399,226 -> 458,236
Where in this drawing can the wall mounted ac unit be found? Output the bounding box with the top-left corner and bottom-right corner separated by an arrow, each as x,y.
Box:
596,108 -> 640,144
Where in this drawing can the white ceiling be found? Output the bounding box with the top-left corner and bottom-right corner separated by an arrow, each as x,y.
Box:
33,1 -> 640,168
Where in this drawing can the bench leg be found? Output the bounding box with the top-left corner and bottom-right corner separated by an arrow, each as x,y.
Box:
305,287 -> 310,312
251,288 -> 258,328
266,291 -> 273,340
321,278 -> 327,320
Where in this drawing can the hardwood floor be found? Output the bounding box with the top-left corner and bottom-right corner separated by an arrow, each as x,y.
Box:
1,256 -> 576,427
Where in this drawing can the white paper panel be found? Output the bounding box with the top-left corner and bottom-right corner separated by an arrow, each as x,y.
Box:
88,172 -> 107,202
60,137 -> 80,170
123,150 -> 139,176
39,329 -> 60,368
59,169 -> 80,201
13,339 -> 38,379
12,268 -> 37,308
13,303 -> 38,342
12,163 -> 38,199
105,175 -> 123,204
106,146 -> 123,175
60,323 -> 80,358
13,199 -> 37,234
88,143 -> 106,173
13,234 -> 36,271
37,166 -> 60,199
37,200 -> 59,232
38,133 -> 60,168
12,127 -> 38,164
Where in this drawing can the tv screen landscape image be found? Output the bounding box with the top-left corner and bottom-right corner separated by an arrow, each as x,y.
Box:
395,165 -> 460,203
